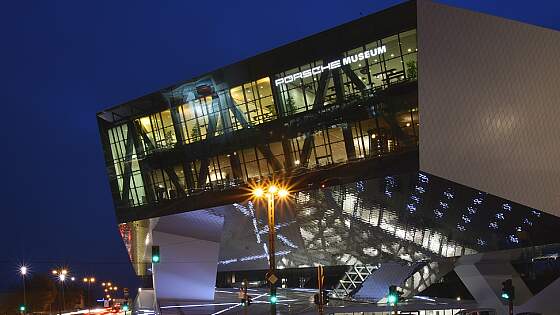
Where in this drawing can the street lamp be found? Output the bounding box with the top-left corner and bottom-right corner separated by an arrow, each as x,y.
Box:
19,265 -> 28,314
52,268 -> 70,314
252,183 -> 290,315
83,277 -> 95,313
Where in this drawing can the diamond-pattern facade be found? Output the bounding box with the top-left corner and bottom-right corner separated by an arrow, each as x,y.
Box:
418,0 -> 560,217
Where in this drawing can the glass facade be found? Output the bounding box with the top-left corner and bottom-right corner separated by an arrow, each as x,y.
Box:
108,124 -> 146,206
101,28 -> 419,209
276,29 -> 417,116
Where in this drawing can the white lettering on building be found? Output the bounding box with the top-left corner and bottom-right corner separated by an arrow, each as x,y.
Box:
275,45 -> 386,86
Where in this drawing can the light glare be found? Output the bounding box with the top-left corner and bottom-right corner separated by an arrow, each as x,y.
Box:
268,185 -> 278,194
278,189 -> 289,198
253,187 -> 265,198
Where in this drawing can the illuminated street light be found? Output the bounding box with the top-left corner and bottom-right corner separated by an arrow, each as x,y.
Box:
253,187 -> 264,198
19,265 -> 29,314
82,276 -> 96,313
268,185 -> 278,194
251,183 -> 290,315
52,268 -> 71,313
278,188 -> 289,198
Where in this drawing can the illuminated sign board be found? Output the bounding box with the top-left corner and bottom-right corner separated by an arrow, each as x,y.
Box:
274,45 -> 387,86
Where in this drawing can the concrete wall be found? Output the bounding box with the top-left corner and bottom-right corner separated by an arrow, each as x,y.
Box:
152,231 -> 221,301
151,209 -> 224,302
418,0 -> 560,217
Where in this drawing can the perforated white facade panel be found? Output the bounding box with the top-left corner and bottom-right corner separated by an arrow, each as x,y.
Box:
418,0 -> 560,217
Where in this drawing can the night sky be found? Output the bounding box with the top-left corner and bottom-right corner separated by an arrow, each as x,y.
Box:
1,0 -> 559,295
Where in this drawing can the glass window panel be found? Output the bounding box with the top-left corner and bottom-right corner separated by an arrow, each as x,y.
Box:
403,53 -> 418,80
385,57 -> 405,84
256,77 -> 272,97
400,29 -> 417,54
382,34 -> 400,59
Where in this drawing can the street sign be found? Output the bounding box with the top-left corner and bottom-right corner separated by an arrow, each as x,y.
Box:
266,272 -> 279,284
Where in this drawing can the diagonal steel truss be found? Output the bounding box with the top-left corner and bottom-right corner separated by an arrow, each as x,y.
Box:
331,264 -> 378,298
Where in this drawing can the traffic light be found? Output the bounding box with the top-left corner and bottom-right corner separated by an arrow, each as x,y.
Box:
388,285 -> 399,305
501,279 -> 515,301
151,245 -> 160,263
19,305 -> 26,312
269,295 -> 277,304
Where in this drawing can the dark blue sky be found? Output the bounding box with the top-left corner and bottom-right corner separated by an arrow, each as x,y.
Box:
1,0 -> 558,293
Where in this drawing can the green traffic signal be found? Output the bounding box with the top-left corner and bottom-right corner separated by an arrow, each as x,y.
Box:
501,279 -> 515,301
151,245 -> 160,263
388,285 -> 399,305
270,295 -> 277,304
387,293 -> 398,305
19,305 -> 26,312
122,305 -> 129,311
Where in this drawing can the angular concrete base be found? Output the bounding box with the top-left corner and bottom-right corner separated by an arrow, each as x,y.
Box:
150,210 -> 224,302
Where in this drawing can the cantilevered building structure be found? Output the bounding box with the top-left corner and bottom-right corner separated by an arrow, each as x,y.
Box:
97,1 -> 560,313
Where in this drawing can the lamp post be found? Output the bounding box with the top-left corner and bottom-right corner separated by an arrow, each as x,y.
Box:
52,269 -> 69,314
83,277 -> 95,313
253,184 -> 289,315
20,266 -> 28,314
102,282 -> 117,307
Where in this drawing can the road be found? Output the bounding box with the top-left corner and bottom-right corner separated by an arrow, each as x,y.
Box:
158,288 -> 320,315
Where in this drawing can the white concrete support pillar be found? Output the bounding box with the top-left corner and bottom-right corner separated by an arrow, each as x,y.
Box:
150,210 -> 224,302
